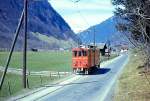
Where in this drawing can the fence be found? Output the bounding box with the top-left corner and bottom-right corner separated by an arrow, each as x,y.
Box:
0,50 -> 72,99
0,71 -> 72,98
0,48 -> 9,52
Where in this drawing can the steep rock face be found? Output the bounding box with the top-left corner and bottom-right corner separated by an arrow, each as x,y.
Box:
0,0 -> 79,50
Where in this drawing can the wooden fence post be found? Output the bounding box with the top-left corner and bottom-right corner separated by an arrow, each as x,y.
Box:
50,72 -> 52,80
28,70 -> 30,76
58,72 -> 60,78
40,75 -> 42,85
7,81 -> 11,95
27,77 -> 29,89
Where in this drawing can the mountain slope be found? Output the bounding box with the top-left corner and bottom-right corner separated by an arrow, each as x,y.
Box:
0,0 -> 79,50
79,17 -> 128,45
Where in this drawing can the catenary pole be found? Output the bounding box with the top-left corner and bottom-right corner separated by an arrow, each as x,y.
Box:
23,0 -> 28,88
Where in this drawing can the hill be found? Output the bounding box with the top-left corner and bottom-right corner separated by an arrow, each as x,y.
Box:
0,0 -> 79,50
78,17 -> 128,46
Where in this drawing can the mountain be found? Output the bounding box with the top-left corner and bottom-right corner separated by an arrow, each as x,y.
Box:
0,0 -> 79,50
78,17 -> 128,46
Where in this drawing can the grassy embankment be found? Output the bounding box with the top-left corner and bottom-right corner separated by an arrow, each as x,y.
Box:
114,52 -> 150,101
0,51 -> 117,100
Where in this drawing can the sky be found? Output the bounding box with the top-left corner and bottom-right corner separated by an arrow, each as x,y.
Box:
49,0 -> 114,33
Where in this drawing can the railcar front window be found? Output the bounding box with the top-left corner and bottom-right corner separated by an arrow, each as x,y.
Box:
82,50 -> 87,56
79,51 -> 82,56
85,51 -> 87,56
73,51 -> 77,57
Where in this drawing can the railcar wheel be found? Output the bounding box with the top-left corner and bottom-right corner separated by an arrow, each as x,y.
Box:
87,70 -> 89,75
85,69 -> 89,75
84,69 -> 87,75
74,69 -> 78,74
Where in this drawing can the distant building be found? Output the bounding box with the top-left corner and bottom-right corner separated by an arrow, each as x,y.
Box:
97,43 -> 108,56
120,45 -> 128,53
59,48 -> 64,51
97,43 -> 112,56
31,48 -> 38,52
106,47 -> 112,56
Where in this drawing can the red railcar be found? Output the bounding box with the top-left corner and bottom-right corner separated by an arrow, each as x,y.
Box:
72,46 -> 100,74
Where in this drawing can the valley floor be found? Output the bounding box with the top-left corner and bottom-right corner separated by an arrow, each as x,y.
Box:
0,51 -> 117,100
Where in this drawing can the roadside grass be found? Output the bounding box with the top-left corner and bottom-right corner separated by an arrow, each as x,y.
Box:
0,72 -> 65,100
100,54 -> 118,63
114,53 -> 150,101
0,51 -> 72,72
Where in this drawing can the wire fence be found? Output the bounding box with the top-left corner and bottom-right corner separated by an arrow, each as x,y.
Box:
0,71 -> 72,99
0,48 -> 10,52
0,50 -> 72,100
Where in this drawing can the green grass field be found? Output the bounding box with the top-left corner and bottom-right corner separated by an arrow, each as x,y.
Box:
0,51 -> 72,100
0,51 -> 72,72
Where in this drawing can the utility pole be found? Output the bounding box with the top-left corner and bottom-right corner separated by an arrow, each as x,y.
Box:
0,0 -> 28,90
93,27 -> 96,66
0,11 -> 24,90
94,28 -> 95,47
23,0 -> 28,88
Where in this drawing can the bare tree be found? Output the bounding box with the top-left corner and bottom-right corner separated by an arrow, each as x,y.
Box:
112,0 -> 150,70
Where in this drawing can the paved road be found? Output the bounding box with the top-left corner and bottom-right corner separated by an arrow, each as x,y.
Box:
35,53 -> 129,101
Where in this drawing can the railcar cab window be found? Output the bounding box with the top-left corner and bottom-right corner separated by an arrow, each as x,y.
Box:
82,50 -> 87,56
73,51 -> 77,57
73,50 -> 87,57
79,51 -> 82,56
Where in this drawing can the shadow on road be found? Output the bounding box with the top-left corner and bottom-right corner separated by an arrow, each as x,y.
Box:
90,68 -> 111,75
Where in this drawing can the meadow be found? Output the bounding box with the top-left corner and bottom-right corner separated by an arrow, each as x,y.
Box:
0,51 -> 73,100
0,51 -> 72,100
0,51 -> 117,72
0,51 -> 72,72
